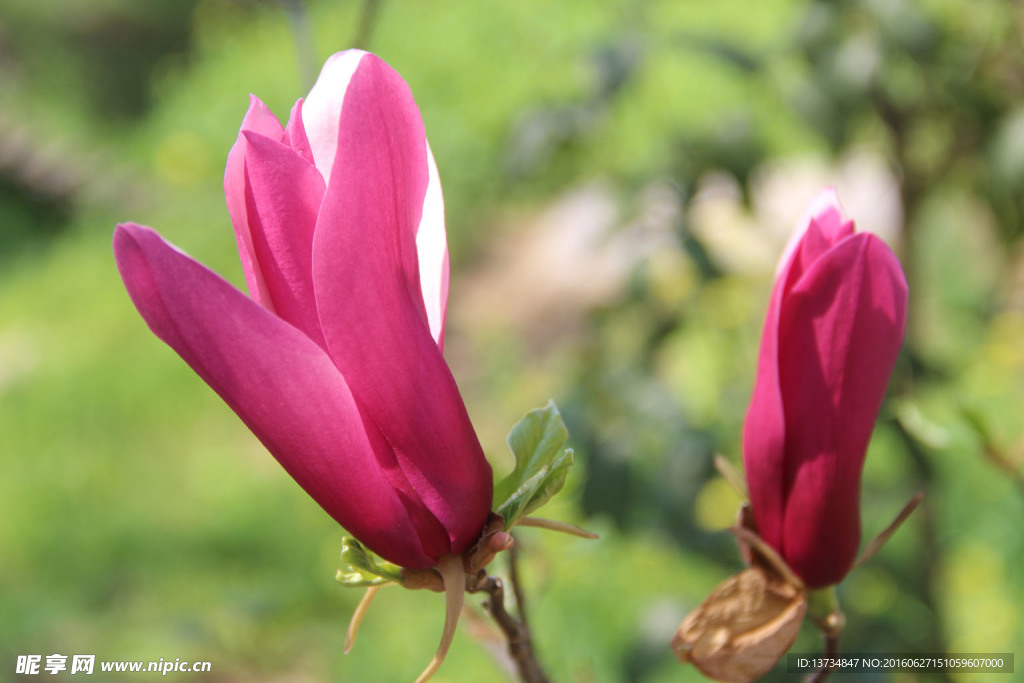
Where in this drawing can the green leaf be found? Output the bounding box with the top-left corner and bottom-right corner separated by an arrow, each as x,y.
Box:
335,537 -> 403,588
493,400 -> 575,529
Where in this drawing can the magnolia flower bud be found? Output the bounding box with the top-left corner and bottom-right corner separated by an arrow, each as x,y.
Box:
742,189 -> 908,588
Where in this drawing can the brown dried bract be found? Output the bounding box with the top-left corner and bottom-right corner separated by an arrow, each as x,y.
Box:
672,567 -> 807,683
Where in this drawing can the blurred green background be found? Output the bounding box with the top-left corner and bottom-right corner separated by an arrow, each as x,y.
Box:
1,0 -> 1022,680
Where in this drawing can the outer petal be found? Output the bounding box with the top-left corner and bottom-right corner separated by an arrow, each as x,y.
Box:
238,130 -> 326,347
113,223 -> 438,569
302,50 -> 449,346
311,54 -> 492,556
776,233 -> 907,587
744,190 -> 855,551
742,269 -> 788,552
284,98 -> 315,166
224,95 -> 285,307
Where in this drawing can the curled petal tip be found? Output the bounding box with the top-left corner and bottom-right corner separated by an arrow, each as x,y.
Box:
809,186 -> 842,213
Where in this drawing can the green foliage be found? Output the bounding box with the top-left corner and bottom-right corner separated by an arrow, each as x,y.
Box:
493,401 -> 575,529
335,538 -> 403,588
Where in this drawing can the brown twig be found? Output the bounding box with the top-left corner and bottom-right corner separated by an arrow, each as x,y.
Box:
467,570 -> 550,683
804,629 -> 841,683
802,587 -> 845,683
507,534 -> 530,630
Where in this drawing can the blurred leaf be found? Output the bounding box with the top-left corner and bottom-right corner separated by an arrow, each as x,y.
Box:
494,400 -> 574,529
335,537 -> 402,588
893,399 -> 951,449
675,32 -> 761,74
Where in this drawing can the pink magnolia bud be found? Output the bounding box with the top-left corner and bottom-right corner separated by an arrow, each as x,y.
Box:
742,189 -> 908,589
114,51 -> 492,570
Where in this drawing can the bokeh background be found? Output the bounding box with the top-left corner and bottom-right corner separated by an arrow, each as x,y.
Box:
2,0 -> 1023,681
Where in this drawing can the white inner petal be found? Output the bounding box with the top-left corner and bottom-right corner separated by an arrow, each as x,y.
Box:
301,49 -> 368,185
416,144 -> 447,346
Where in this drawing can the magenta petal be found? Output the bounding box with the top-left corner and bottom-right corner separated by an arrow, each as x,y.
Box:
113,223 -> 438,569
803,188 -> 853,242
238,130 -> 326,347
742,277 -> 788,552
776,233 -> 908,587
776,189 -> 855,282
312,54 -> 492,556
284,98 -> 316,166
224,95 -> 286,306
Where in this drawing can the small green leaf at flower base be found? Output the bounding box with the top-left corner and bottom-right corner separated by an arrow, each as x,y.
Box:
493,400 -> 574,530
335,537 -> 403,588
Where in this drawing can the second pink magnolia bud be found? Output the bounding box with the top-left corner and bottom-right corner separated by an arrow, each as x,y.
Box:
742,189 -> 908,589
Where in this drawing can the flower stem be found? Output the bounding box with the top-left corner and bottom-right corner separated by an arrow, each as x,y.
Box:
804,587 -> 845,683
508,538 -> 530,630
467,550 -> 550,683
805,629 -> 842,683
